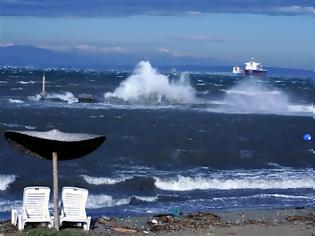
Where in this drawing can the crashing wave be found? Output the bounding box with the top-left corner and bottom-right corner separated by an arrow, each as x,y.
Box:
154,175 -> 314,191
86,194 -> 158,209
81,175 -> 132,185
0,175 -> 17,191
219,79 -> 290,114
28,92 -> 78,104
104,61 -> 196,104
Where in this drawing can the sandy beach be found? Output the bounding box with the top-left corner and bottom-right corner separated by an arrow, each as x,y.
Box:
1,207 -> 313,235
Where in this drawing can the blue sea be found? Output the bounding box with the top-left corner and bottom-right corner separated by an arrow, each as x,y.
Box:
0,61 -> 314,220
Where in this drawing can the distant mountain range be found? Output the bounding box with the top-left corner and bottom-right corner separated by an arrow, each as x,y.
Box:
0,45 -> 228,68
1,45 -> 314,78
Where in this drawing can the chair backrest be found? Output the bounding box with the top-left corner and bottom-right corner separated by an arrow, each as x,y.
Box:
22,186 -> 50,219
61,187 -> 88,219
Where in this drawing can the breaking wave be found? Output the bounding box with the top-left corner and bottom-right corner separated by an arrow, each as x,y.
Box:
81,175 -> 132,185
0,175 -> 17,191
104,61 -> 196,104
0,200 -> 21,213
17,80 -> 35,85
87,194 -> 158,209
216,79 -> 290,114
29,92 -> 78,104
0,122 -> 36,130
8,99 -> 24,104
154,175 -> 314,191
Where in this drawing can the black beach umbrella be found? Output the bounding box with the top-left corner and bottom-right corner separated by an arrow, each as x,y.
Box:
4,129 -> 106,231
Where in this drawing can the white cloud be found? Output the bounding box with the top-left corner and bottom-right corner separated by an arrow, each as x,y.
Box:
37,44 -> 124,54
74,44 -> 123,54
0,42 -> 15,47
157,47 -> 207,58
158,48 -> 170,54
275,5 -> 315,15
186,11 -> 203,16
174,35 -> 227,42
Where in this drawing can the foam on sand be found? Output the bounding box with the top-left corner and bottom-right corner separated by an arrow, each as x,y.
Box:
0,175 -> 17,191
105,61 -> 196,104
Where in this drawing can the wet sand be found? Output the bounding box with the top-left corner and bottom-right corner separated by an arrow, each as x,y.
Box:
1,208 -> 314,235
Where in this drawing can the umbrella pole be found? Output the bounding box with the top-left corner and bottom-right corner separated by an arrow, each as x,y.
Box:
52,152 -> 59,231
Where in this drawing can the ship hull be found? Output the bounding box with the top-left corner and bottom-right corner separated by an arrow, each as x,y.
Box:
244,69 -> 267,76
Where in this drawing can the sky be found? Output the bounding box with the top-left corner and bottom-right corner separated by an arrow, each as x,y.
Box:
0,0 -> 314,69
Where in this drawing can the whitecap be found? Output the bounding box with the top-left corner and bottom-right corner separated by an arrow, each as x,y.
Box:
28,92 -> 78,104
11,87 -> 24,91
0,122 -> 36,130
154,175 -> 315,191
81,175 -> 132,185
8,99 -> 24,104
0,200 -> 21,213
46,92 -> 78,104
17,80 -> 35,85
288,104 -> 314,113
86,194 -> 158,209
0,175 -> 17,191
86,194 -> 130,209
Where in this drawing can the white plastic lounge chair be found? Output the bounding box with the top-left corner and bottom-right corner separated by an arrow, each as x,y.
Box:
59,187 -> 91,231
11,186 -> 53,230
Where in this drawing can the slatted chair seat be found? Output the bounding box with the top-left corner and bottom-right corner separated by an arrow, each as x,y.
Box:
11,186 -> 53,230
59,187 -> 91,231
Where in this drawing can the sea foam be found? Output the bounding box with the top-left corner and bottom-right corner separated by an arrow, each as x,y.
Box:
154,175 -> 314,191
105,61 -> 196,104
8,99 -> 24,104
86,194 -> 158,209
0,175 -> 16,191
29,92 -> 78,104
81,175 -> 132,185
220,79 -> 290,114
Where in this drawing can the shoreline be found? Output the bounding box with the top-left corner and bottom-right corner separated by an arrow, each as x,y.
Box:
1,207 -> 313,235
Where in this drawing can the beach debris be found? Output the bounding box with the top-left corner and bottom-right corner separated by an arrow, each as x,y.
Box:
97,217 -> 140,233
242,219 -> 275,226
98,218 -> 112,225
112,227 -> 138,234
0,220 -> 18,233
147,212 -> 223,232
171,207 -> 182,217
285,213 -> 315,224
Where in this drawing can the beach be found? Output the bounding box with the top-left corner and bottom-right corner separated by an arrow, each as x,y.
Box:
1,208 -> 314,235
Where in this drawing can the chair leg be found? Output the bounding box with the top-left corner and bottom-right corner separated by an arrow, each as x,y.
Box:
48,219 -> 53,229
85,217 -> 91,231
17,215 -> 24,230
11,209 -> 18,225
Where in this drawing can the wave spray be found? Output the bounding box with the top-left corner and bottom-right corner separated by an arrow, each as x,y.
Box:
105,61 -> 196,104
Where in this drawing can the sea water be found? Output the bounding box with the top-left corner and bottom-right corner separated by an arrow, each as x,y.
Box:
0,62 -> 314,219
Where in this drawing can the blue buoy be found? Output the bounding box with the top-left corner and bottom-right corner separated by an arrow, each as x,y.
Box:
303,133 -> 312,141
